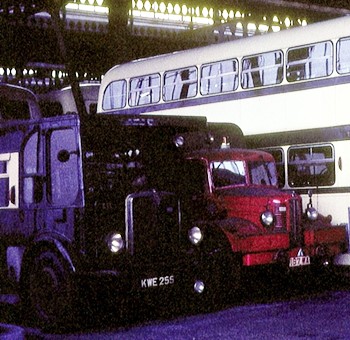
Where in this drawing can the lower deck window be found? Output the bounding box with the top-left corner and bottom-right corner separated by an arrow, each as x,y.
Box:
288,145 -> 335,187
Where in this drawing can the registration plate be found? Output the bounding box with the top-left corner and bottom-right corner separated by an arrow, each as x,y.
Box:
289,256 -> 310,267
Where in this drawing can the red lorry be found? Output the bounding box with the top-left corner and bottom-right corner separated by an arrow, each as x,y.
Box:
180,137 -> 347,282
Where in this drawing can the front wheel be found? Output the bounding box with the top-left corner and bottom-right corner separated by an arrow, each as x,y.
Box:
21,248 -> 76,330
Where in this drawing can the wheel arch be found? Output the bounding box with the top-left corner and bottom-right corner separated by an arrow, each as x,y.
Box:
19,234 -> 80,329
20,233 -> 76,287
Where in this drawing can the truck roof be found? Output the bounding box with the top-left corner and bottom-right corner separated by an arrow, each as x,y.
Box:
0,83 -> 41,120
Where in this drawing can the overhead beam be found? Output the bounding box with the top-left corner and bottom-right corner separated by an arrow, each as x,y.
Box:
237,0 -> 350,16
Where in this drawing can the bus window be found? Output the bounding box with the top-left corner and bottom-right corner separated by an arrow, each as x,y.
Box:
241,51 -> 283,89
286,41 -> 333,81
200,59 -> 238,95
337,37 -> 350,74
265,148 -> 285,188
129,73 -> 161,107
287,145 -> 335,187
102,79 -> 127,110
163,67 -> 197,101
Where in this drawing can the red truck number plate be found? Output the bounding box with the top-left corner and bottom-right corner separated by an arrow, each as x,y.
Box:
289,256 -> 310,267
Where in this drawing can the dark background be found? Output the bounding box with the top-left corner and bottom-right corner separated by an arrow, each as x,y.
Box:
0,0 -> 349,91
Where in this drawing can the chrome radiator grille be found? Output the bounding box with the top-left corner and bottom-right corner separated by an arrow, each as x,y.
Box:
289,197 -> 303,247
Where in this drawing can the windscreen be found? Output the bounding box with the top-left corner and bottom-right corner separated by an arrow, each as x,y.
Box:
211,159 -> 277,188
211,160 -> 246,187
249,161 -> 278,186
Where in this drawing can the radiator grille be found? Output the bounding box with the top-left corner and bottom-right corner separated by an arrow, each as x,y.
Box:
289,197 -> 302,247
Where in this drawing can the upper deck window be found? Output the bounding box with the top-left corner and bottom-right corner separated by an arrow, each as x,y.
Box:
163,66 -> 197,101
241,51 -> 283,89
337,37 -> 350,74
102,79 -> 127,110
129,73 -> 160,107
200,59 -> 239,95
286,41 -> 333,82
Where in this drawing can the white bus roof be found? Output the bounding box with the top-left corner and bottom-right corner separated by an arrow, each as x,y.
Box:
100,16 -> 350,86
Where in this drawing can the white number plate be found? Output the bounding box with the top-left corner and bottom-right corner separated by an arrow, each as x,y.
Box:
289,256 -> 310,267
141,275 -> 175,288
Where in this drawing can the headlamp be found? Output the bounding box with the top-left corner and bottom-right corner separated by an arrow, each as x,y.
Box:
188,226 -> 203,245
261,210 -> 274,227
106,232 -> 124,253
174,135 -> 185,148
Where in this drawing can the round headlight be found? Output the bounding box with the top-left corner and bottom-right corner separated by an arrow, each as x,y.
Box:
306,207 -> 318,221
261,210 -> 274,227
188,226 -> 203,245
106,232 -> 124,253
194,280 -> 205,294
174,135 -> 185,147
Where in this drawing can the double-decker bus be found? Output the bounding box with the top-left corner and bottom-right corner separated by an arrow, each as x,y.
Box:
96,16 -> 350,242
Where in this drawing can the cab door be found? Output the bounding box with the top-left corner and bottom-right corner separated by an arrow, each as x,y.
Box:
45,123 -> 83,239
21,117 -> 83,239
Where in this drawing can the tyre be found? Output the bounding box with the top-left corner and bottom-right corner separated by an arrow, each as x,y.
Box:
21,247 -> 77,331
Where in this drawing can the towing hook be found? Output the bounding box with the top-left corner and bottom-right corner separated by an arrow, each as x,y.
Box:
274,249 -> 288,264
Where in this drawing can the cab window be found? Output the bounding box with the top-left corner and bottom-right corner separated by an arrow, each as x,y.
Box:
211,160 -> 246,187
23,131 -> 43,204
264,148 -> 285,188
49,128 -> 80,205
0,99 -> 30,120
